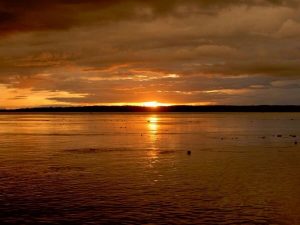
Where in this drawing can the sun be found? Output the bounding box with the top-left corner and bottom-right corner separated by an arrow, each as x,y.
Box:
143,101 -> 159,107
141,101 -> 171,107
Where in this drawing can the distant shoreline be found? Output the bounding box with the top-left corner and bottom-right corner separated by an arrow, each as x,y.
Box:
1,105 -> 300,113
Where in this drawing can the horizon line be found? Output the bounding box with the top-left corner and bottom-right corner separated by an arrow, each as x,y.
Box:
1,105 -> 300,113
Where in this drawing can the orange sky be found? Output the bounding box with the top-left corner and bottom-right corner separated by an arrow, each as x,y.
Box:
0,0 -> 300,109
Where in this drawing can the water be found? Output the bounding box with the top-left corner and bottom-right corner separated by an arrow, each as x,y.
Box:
0,113 -> 299,224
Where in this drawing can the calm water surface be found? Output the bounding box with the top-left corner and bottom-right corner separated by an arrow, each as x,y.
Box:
0,113 -> 299,224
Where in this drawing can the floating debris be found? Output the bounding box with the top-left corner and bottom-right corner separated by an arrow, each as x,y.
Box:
187,150 -> 191,155
277,135 -> 282,138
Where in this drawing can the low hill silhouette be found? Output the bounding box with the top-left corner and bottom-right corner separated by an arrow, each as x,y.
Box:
1,105 -> 299,112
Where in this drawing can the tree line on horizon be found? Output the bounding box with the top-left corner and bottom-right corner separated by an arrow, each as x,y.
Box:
1,105 -> 300,112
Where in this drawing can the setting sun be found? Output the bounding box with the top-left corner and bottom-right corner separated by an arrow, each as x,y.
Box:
143,101 -> 160,107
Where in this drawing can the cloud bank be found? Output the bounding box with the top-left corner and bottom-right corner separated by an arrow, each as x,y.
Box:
0,0 -> 299,108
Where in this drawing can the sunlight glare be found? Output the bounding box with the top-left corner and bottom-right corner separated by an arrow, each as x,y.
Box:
147,116 -> 158,132
143,101 -> 160,107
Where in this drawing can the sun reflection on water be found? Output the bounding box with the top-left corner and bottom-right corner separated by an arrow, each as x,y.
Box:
147,116 -> 158,133
147,115 -> 159,160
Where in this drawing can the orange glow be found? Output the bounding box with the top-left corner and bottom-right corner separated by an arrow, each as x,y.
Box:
142,101 -> 169,107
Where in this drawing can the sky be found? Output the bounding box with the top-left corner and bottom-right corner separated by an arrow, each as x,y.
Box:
0,0 -> 300,108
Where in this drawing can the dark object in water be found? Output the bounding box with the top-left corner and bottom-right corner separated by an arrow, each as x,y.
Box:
187,150 -> 191,155
295,141 -> 298,145
290,135 -> 297,138
277,134 -> 282,138
261,136 -> 266,139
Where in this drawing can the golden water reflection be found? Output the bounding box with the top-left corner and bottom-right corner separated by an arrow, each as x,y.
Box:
146,115 -> 159,159
147,116 -> 158,133
1,113 -> 300,224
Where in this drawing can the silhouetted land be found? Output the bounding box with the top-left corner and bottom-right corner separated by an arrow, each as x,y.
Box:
0,105 -> 299,112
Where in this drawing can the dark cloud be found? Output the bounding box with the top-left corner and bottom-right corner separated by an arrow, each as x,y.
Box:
0,0 -> 298,35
